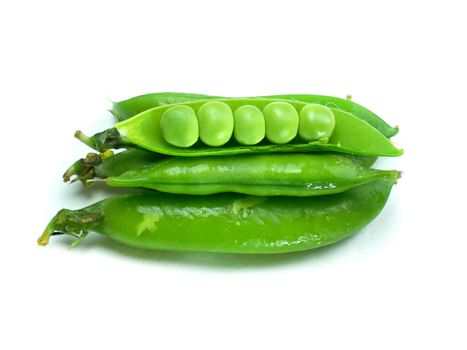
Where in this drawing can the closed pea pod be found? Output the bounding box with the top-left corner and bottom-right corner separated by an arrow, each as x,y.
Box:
106,153 -> 400,197
38,179 -> 397,254
233,105 -> 265,145
110,92 -> 223,122
63,149 -> 380,186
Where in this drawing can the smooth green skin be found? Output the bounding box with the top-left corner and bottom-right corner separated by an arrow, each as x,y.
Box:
107,153 -> 400,197
233,105 -> 265,145
347,155 -> 378,168
114,98 -> 402,157
160,105 -> 199,148
110,92 -> 398,138
197,101 -> 234,146
65,148 -> 378,185
263,102 -> 299,144
299,104 -> 335,141
39,179 -> 396,254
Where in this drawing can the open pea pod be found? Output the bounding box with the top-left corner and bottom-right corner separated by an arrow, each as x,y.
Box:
78,98 -> 402,157
110,92 -> 399,138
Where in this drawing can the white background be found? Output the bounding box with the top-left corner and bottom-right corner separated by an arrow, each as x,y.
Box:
1,0 -> 466,349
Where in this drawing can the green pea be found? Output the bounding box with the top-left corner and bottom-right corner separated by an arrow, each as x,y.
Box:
197,101 -> 234,146
160,105 -> 198,148
263,102 -> 299,144
299,104 -> 336,141
233,105 -> 265,145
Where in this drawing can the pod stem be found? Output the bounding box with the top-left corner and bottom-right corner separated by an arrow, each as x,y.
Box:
38,216 -> 60,246
63,158 -> 84,183
38,207 -> 104,247
74,128 -> 127,152
63,150 -> 114,184
74,130 -> 95,149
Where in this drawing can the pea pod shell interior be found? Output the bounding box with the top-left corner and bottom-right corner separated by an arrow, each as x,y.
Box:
115,98 -> 402,157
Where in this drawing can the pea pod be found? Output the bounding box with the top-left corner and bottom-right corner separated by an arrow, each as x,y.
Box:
64,149 -> 379,186
38,179 -> 396,254
106,153 -> 400,197
77,98 -> 402,157
110,92 -> 398,138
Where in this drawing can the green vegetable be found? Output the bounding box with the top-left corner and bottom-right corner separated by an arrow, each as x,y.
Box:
298,104 -> 335,141
197,101 -> 234,146
38,179 -> 396,254
42,91 -> 401,256
64,149 -> 379,186
77,98 -> 402,157
160,105 -> 199,148
233,105 -> 265,145
110,92 -> 398,138
106,153 -> 400,196
263,102 -> 299,144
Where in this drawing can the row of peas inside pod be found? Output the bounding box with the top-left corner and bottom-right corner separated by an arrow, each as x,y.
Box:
159,101 -> 335,147
40,93 -> 402,255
